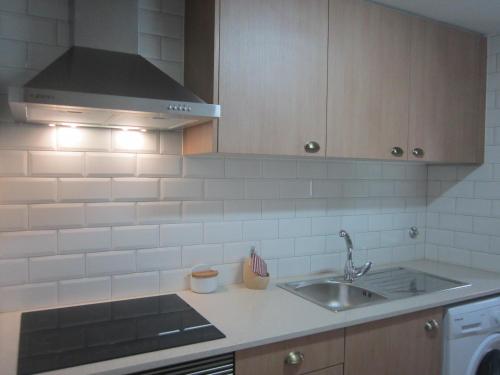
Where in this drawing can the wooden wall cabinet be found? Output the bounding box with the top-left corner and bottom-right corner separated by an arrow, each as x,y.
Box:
327,0 -> 486,163
184,0 -> 329,157
184,0 -> 486,164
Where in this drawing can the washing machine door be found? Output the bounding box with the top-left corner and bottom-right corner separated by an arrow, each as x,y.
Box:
467,334 -> 500,375
477,350 -> 500,375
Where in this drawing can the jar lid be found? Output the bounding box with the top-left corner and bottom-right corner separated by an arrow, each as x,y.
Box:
191,269 -> 219,279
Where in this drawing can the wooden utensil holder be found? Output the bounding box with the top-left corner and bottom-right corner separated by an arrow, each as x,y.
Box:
243,257 -> 270,290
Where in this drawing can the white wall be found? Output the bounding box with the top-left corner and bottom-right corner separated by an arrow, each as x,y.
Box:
0,0 -> 429,312
425,34 -> 500,272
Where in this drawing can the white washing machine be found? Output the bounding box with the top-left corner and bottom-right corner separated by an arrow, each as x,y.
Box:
444,296 -> 500,375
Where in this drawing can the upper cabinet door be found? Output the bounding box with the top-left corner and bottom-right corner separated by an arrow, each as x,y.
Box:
217,0 -> 328,157
409,18 -> 486,163
327,0 -> 412,160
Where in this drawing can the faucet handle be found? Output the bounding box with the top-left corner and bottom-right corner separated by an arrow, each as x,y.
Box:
339,229 -> 347,237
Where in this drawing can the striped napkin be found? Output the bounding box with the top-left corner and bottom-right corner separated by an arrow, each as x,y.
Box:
251,250 -> 268,277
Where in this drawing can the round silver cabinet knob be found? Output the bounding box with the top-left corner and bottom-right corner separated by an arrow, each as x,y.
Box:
412,148 -> 425,158
424,319 -> 439,332
304,141 -> 320,153
284,351 -> 304,366
391,146 -> 404,157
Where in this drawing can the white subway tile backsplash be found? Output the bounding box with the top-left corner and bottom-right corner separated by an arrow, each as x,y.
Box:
137,247 -> 181,271
310,253 -> 340,273
57,127 -> 111,151
30,254 -> 84,282
183,157 -> 224,178
0,230 -> 56,259
0,177 -> 56,203
225,158 -> 261,178
182,244 -> 223,267
86,203 -> 136,226
262,199 -> 295,219
224,200 -> 262,221
311,216 -> 341,236
30,203 -> 85,229
312,180 -> 342,198
245,179 -> 279,199
112,178 -> 159,201
205,179 -> 244,200
0,282 -> 57,312
223,242 -> 257,263
86,153 -> 136,177
28,0 -> 69,20
160,269 -> 189,292
204,222 -> 242,244
295,199 -> 327,217
279,180 -> 311,199
59,178 -> 111,202
297,160 -> 327,179
279,218 -> 311,238
0,205 -> 28,231
137,154 -> 181,177
0,151 -> 27,176
278,256 -> 310,278
87,251 -> 136,276
262,160 -> 297,178
160,131 -> 182,155
137,202 -> 181,224
0,259 -> 28,286
112,225 -> 159,250
59,228 -> 111,254
162,178 -> 203,200
182,201 -> 223,221
0,12 -> 57,44
261,238 -> 294,259
59,277 -> 111,305
112,130 -> 159,153
29,151 -> 83,177
243,220 -> 278,240
112,272 -> 159,298
295,236 -> 326,256
160,223 -> 202,246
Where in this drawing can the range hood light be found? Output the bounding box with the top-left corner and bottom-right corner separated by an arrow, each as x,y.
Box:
48,123 -> 56,127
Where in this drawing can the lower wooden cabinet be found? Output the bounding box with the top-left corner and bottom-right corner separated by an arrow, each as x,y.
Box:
235,307 -> 443,375
344,307 -> 444,375
235,330 -> 344,375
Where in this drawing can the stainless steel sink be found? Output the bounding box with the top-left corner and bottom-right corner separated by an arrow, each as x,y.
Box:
278,267 -> 470,312
281,279 -> 386,312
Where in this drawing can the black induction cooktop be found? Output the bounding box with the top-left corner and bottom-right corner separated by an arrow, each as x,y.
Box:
17,294 -> 225,375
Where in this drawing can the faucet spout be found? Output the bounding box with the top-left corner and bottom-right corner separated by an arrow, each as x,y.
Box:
339,230 -> 372,282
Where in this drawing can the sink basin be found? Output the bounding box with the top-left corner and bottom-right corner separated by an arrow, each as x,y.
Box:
278,267 -> 470,312
279,279 -> 386,312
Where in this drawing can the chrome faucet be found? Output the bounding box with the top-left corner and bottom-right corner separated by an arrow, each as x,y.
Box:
340,229 -> 372,282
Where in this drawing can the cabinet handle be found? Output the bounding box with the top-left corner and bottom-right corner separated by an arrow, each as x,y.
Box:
412,148 -> 425,158
391,146 -> 404,157
424,319 -> 439,332
284,351 -> 304,366
304,141 -> 320,153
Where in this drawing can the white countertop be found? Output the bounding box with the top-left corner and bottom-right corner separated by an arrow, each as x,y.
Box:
2,260 -> 500,375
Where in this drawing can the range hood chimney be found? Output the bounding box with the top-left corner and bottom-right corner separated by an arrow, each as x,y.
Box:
8,0 -> 220,130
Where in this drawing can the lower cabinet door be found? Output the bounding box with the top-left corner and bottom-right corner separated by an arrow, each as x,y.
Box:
306,365 -> 343,375
235,330 -> 344,375
344,307 -> 443,375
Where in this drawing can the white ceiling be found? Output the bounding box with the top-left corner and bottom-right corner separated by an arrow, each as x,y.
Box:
373,0 -> 500,35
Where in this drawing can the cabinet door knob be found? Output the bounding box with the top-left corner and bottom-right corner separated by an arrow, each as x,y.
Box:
391,146 -> 404,157
304,141 -> 320,153
284,351 -> 304,365
412,148 -> 425,158
424,319 -> 439,332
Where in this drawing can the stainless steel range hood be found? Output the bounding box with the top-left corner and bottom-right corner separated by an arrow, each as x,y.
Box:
8,0 -> 219,130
